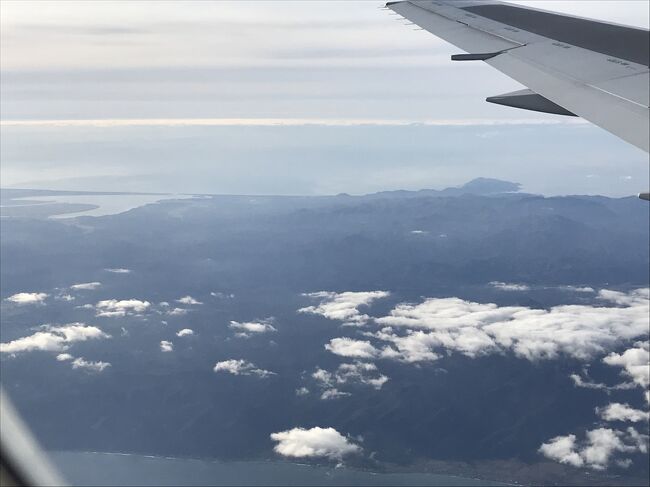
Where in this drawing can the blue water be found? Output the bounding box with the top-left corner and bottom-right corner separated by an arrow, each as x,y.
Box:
49,451 -> 510,487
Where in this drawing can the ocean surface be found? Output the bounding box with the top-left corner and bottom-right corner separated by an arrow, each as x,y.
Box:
48,451 -> 510,487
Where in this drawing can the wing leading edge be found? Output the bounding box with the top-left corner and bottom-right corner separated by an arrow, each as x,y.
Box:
386,0 -> 650,153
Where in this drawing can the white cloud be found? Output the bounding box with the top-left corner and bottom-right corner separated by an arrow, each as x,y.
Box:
325,337 -> 380,359
176,296 -> 202,305
603,342 -> 649,389
320,388 -> 352,400
370,289 -> 649,362
71,357 -> 111,372
569,373 -> 635,392
229,320 -> 277,336
160,340 -> 173,352
104,268 -> 131,274
56,353 -> 74,361
0,324 -> 110,354
166,307 -> 188,316
95,299 -> 150,317
561,286 -> 595,293
312,361 -> 389,397
213,359 -> 275,378
299,291 -> 389,326
489,282 -> 530,291
539,427 -> 649,470
211,292 -> 235,299
70,282 -> 101,290
176,328 -> 194,337
295,387 -> 310,396
270,427 -> 361,460
5,292 -> 48,305
56,294 -> 75,302
596,403 -> 649,423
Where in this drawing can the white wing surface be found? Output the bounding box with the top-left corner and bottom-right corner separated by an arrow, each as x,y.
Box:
387,1 -> 650,152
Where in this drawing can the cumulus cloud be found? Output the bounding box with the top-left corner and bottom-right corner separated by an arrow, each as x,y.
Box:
176,296 -> 202,305
325,337 -> 380,359
596,403 -> 649,423
603,342 -> 649,389
295,387 -> 310,396
569,373 -> 635,392
176,328 -> 194,337
229,319 -> 277,337
320,388 -> 352,400
539,427 -> 649,470
104,268 -> 131,274
0,324 -> 110,354
211,292 -> 235,299
56,294 -> 75,302
489,282 -> 530,291
56,353 -> 74,361
71,357 -> 111,372
213,359 -> 275,378
166,307 -> 188,316
561,286 -> 595,293
95,299 -> 150,317
312,361 -> 388,399
270,427 -> 361,460
369,289 -> 649,362
5,292 -> 48,305
299,291 -> 389,326
160,340 -> 174,352
70,282 -> 101,291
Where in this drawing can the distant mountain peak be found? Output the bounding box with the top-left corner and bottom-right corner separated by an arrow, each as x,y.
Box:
457,178 -> 521,195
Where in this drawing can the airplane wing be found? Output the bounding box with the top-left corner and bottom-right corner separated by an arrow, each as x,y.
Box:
386,1 -> 650,153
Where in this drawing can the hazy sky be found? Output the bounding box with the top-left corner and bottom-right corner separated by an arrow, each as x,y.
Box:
0,1 -> 648,195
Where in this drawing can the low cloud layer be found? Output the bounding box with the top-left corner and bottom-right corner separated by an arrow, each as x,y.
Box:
299,291 -> 389,326
71,357 -> 111,372
95,299 -> 151,317
70,282 -> 101,291
539,427 -> 649,470
596,403 -> 649,423
0,323 -> 110,354
213,359 -> 275,378
229,319 -> 277,337
270,426 -> 361,460
5,292 -> 48,305
312,361 -> 388,399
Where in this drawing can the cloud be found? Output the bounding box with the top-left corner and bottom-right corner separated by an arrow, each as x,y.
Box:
539,428 -> 649,470
56,353 -> 73,361
70,282 -> 101,290
489,282 -> 530,291
5,292 -> 48,305
95,299 -> 150,317
166,307 -> 188,316
299,291 -> 389,326
603,342 -> 649,389
104,268 -> 131,274
56,294 -> 75,302
596,403 -> 649,423
211,291 -> 235,299
160,340 -> 173,352
176,296 -> 202,305
213,359 -> 275,378
71,357 -> 111,372
229,319 -> 277,336
270,427 -> 361,460
561,286 -> 595,293
312,361 -> 388,398
295,387 -> 310,396
0,323 -> 110,354
369,289 -> 649,362
176,328 -> 194,337
325,337 -> 380,359
320,388 -> 352,400
569,373 -> 635,392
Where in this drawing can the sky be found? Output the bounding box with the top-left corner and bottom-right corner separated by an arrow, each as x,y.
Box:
0,1 -> 648,195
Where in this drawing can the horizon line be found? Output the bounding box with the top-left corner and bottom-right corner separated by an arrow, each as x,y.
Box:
0,117 -> 588,128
